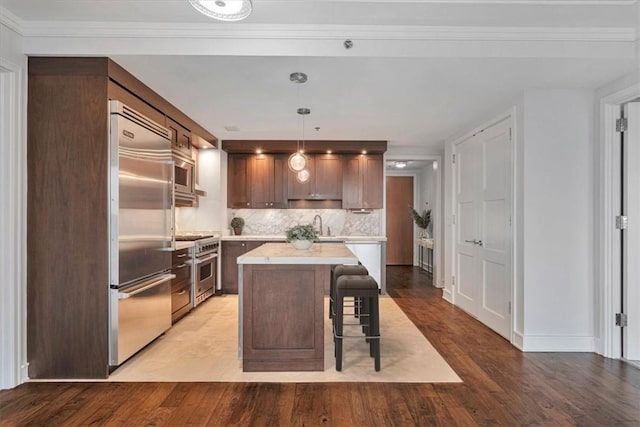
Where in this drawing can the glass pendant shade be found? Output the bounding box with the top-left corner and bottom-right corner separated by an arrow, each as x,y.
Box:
288,152 -> 307,172
188,0 -> 253,21
296,169 -> 310,183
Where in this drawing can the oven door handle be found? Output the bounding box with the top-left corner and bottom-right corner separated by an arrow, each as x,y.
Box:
118,274 -> 175,299
194,253 -> 218,264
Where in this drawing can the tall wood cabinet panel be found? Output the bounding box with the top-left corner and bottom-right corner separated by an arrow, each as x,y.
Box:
288,154 -> 343,200
342,154 -> 384,209
27,56 -> 217,379
28,59 -> 111,379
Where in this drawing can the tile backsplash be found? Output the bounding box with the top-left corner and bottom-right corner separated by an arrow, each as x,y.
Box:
228,209 -> 381,236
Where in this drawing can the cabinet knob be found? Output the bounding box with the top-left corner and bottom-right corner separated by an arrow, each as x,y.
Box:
247,203 -> 250,206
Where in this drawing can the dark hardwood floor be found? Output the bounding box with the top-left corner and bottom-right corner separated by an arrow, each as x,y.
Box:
2,266 -> 639,426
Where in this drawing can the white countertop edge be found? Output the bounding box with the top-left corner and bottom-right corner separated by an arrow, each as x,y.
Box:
222,235 -> 387,242
174,241 -> 195,250
238,256 -> 358,265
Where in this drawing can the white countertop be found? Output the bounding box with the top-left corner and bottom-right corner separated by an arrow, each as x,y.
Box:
237,242 -> 358,265
222,235 -> 387,242
174,241 -> 195,251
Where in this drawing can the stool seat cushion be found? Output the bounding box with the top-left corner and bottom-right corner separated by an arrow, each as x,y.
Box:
337,275 -> 378,290
334,265 -> 368,276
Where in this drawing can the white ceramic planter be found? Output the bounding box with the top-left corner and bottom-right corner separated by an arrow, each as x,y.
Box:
290,239 -> 313,250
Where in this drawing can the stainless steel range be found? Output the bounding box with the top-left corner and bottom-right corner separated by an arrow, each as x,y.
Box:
175,234 -> 220,306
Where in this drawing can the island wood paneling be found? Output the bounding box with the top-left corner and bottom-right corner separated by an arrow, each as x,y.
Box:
242,264 -> 326,371
27,71 -> 110,378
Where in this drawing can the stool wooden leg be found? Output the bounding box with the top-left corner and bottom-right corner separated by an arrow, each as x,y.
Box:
370,295 -> 380,371
335,292 -> 344,371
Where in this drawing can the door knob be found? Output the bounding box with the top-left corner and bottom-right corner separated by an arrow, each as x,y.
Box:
476,240 -> 483,247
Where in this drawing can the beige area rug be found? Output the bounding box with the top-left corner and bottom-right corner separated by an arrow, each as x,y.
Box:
108,295 -> 461,383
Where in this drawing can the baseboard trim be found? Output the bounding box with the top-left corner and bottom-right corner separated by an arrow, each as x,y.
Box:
521,335 -> 595,352
511,330 -> 524,350
442,288 -> 453,303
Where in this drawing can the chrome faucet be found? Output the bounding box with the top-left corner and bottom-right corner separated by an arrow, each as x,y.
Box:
313,214 -> 323,236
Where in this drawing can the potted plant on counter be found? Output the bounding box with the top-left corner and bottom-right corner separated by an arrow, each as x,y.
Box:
285,224 -> 319,250
231,217 -> 245,236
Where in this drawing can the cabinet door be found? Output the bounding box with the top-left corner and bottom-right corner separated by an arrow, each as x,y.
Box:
272,155 -> 289,208
288,156 -> 314,199
362,154 -> 383,208
227,155 -> 252,208
342,155 -> 362,209
222,241 -> 248,294
251,155 -> 275,208
166,117 -> 192,158
314,155 -> 343,199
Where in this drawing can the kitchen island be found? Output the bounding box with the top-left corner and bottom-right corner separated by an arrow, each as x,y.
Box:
237,242 -> 357,372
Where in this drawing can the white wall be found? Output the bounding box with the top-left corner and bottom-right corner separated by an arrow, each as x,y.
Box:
0,19 -> 27,389
521,89 -> 596,351
175,149 -> 226,232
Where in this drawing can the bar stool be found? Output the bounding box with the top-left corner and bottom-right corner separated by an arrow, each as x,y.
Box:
330,264 -> 368,321
334,274 -> 380,372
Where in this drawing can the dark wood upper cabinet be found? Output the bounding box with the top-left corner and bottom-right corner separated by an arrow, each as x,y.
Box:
342,154 -> 384,209
250,155 -> 288,208
228,155 -> 252,208
165,117 -> 192,158
227,154 -> 288,208
288,154 -> 343,200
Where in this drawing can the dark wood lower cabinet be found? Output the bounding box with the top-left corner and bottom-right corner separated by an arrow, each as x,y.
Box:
221,241 -> 267,294
241,264 -> 327,372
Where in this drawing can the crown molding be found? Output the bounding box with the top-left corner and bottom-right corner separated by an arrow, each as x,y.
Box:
0,6 -> 24,35
11,21 -> 636,43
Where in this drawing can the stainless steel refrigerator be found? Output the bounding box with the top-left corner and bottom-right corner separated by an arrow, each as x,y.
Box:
108,101 -> 175,367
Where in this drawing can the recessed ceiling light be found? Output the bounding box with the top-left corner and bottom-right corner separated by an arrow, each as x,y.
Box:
188,0 -> 253,22
224,125 -> 240,132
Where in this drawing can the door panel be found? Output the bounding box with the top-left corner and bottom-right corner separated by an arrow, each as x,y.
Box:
623,102 -> 640,361
386,176 -> 414,265
454,119 -> 512,339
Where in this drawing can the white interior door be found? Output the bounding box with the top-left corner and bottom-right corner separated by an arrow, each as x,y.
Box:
454,119 -> 512,339
454,136 -> 481,315
623,102 -> 640,362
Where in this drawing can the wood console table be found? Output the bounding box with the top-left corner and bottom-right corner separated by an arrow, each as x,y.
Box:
237,242 -> 357,372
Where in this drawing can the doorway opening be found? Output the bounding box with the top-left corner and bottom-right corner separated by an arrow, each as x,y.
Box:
385,157 -> 442,287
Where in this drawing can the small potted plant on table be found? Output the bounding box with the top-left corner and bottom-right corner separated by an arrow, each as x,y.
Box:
285,224 -> 319,250
409,203 -> 431,239
231,217 -> 245,236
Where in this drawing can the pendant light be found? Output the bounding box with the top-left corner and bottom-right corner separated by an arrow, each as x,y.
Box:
188,0 -> 253,22
294,107 -> 311,183
289,72 -> 309,173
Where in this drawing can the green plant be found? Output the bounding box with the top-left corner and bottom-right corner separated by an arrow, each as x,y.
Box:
409,204 -> 431,229
230,217 -> 245,228
285,224 -> 319,241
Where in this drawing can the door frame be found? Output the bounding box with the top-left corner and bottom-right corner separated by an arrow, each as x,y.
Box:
0,57 -> 27,389
599,82 -> 640,359
385,154 -> 443,287
447,109 -> 515,343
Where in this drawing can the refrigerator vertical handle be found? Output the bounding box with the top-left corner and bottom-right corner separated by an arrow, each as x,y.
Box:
169,160 -> 176,250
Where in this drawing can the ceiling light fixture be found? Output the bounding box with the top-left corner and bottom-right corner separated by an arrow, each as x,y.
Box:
188,0 -> 253,22
295,107 -> 311,183
288,72 -> 309,175
395,161 -> 408,169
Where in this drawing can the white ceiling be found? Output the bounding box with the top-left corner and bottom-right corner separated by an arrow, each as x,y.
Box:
2,0 -> 639,152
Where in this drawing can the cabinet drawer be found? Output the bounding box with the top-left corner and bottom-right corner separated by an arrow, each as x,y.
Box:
172,248 -> 191,264
171,262 -> 191,284
171,281 -> 192,311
